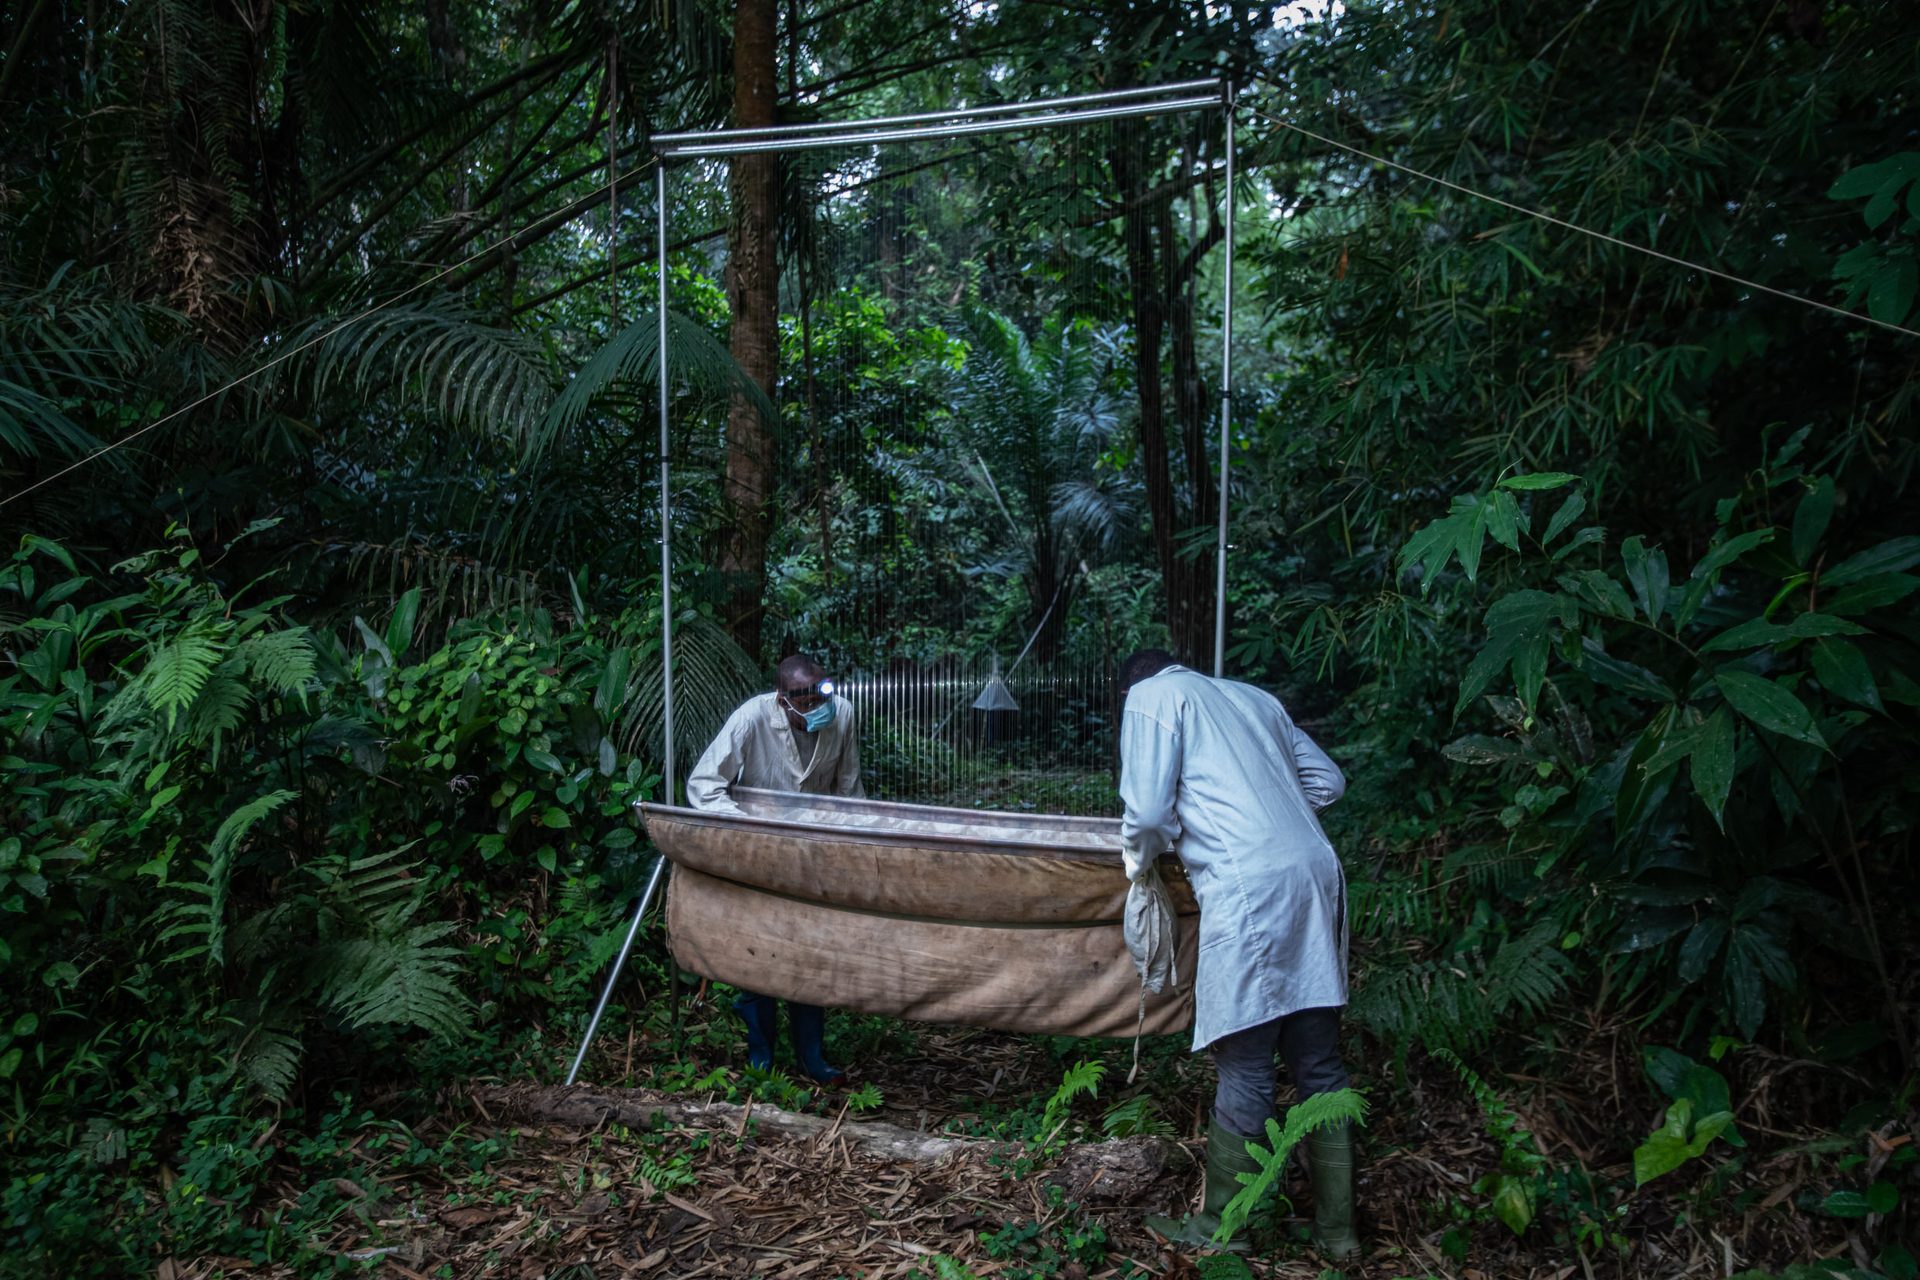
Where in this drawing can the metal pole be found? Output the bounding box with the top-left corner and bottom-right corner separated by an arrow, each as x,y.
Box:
561,165 -> 679,1088
658,162 -> 677,796
564,853 -> 668,1085
1213,89 -> 1236,678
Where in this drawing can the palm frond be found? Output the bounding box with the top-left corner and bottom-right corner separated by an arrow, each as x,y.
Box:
529,307 -> 776,463
613,612 -> 763,781
275,301 -> 554,439
332,539 -> 545,631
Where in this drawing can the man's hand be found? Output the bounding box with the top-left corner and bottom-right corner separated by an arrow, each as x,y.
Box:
1122,834 -> 1164,883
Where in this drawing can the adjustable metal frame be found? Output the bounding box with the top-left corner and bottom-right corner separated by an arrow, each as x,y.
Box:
566,79 -> 1238,1084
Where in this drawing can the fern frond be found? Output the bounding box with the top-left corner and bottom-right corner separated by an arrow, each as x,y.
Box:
316,921 -> 471,1038
1348,957 -> 1493,1057
1215,1088 -> 1369,1243
184,671 -> 252,760
1442,842 -> 1538,897
143,626 -> 229,729
151,786 -> 291,967
1038,1058 -> 1106,1143
317,843 -> 427,932
235,1027 -> 304,1102
1486,922 -> 1574,1021
333,538 -> 543,631
1100,1093 -> 1172,1138
277,302 -> 554,440
239,626 -> 317,696
201,789 -> 297,965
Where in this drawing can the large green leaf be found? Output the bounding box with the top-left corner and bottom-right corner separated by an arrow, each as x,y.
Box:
1633,1098 -> 1734,1186
1483,488 -> 1525,551
1828,154 -> 1914,201
1456,590 -> 1576,716
1824,537 -> 1920,587
1621,537 -> 1669,624
1557,569 -> 1636,621
1576,638 -> 1674,701
1698,612 -> 1864,654
1824,572 -> 1920,616
1497,471 -> 1577,491
1688,529 -> 1775,582
1868,258 -> 1917,324
1691,708 -> 1737,825
1713,670 -> 1825,747
529,307 -> 776,463
1615,706 -> 1676,835
384,587 -> 422,661
1542,489 -> 1587,546
1676,918 -> 1729,983
1641,1045 -> 1743,1146
1791,476 -> 1834,566
1400,493 -> 1491,589
1810,638 -> 1883,712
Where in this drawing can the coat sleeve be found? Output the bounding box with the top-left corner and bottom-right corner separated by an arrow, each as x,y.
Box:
834,697 -> 866,799
685,709 -> 750,815
1118,697 -> 1182,881
1281,707 -> 1345,811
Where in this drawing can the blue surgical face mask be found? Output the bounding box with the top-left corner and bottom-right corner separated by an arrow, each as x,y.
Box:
799,698 -> 836,733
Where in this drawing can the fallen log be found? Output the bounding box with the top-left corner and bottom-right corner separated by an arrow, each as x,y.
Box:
468,1083 -> 1184,1203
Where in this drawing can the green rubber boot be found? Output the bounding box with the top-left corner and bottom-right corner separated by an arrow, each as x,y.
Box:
1144,1119 -> 1263,1253
1304,1122 -> 1360,1259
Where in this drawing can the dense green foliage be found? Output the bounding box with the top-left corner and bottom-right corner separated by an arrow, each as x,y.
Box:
3,0 -> 1917,1273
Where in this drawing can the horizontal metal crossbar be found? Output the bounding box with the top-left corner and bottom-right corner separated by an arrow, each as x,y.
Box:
653,78 -> 1223,150
655,92 -> 1225,158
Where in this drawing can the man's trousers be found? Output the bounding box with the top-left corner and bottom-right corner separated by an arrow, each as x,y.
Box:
1208,1005 -> 1348,1138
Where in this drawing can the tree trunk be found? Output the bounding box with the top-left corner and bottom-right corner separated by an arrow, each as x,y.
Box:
1162,192 -> 1218,666
720,0 -> 780,660
1115,133 -> 1213,665
471,1083 -> 1177,1202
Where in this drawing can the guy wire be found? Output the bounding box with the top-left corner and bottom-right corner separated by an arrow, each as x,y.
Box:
1243,96 -> 1920,342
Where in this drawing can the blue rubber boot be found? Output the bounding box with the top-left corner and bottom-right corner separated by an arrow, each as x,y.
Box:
733,992 -> 778,1071
787,1003 -> 844,1084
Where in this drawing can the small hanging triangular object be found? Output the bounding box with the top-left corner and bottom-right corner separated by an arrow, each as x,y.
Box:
972,654 -> 1020,712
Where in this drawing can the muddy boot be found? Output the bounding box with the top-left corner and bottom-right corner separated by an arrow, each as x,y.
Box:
1304,1121 -> 1360,1259
733,992 -> 778,1072
786,1002 -> 844,1084
1144,1119 -> 1262,1253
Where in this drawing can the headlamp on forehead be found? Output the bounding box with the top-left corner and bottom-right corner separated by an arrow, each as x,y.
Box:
784,678 -> 835,699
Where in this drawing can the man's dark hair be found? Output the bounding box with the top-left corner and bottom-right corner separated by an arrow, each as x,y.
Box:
1117,648 -> 1178,694
775,653 -> 825,689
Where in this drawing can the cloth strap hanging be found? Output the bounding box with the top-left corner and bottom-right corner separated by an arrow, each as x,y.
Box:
1122,863 -> 1180,1082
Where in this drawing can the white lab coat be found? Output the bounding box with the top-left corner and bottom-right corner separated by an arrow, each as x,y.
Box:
1118,665 -> 1348,1051
685,692 -> 865,814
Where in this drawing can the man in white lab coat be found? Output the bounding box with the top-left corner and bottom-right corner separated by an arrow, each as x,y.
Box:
1118,649 -> 1358,1258
686,654 -> 864,1082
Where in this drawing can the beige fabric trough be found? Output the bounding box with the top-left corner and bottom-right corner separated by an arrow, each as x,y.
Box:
643,789 -> 1197,1038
